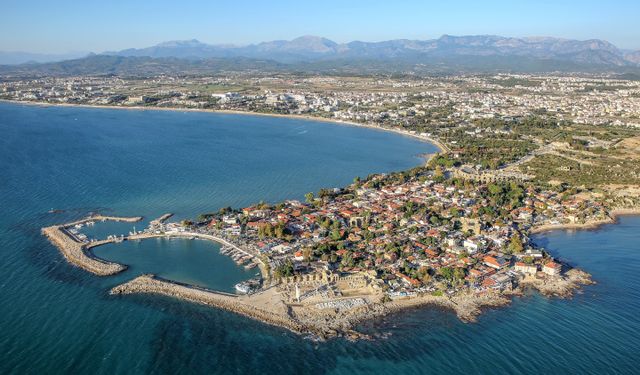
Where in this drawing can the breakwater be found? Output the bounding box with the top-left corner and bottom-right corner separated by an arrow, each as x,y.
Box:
41,215 -> 142,276
42,226 -> 127,276
110,275 -> 304,334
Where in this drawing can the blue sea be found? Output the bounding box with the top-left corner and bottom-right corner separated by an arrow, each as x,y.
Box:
0,102 -> 639,374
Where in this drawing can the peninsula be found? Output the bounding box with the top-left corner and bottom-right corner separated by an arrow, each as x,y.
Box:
44,162 -> 602,339
34,72 -> 640,340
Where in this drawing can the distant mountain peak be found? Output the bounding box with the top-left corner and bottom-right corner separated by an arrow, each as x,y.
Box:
155,39 -> 207,48
10,34 -> 636,72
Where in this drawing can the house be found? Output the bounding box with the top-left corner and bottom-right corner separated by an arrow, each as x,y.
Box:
222,215 -> 238,225
481,277 -> 498,289
463,239 -> 481,254
514,262 -> 538,275
483,255 -> 507,269
272,244 -> 292,254
543,261 -> 561,276
525,248 -> 544,258
396,272 -> 421,287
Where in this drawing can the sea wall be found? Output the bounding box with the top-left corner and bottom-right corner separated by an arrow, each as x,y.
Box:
110,275 -> 304,334
41,226 -> 127,276
41,215 -> 142,276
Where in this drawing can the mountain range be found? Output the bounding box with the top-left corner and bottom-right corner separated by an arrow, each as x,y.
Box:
106,35 -> 640,67
2,35 -> 640,76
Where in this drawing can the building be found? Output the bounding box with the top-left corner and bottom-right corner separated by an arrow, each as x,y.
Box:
483,255 -> 507,269
514,262 -> 538,275
543,261 -> 561,276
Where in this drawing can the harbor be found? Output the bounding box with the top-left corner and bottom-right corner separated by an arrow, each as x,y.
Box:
41,215 -> 143,276
42,213 -> 265,280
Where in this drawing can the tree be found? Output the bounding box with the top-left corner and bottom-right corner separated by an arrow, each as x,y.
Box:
453,267 -> 466,281
434,165 -> 445,181
330,228 -> 343,241
264,223 -> 273,237
341,251 -> 355,268
274,260 -> 294,278
304,192 -> 315,204
429,215 -> 441,226
439,267 -> 454,281
274,221 -> 285,238
509,233 -> 524,254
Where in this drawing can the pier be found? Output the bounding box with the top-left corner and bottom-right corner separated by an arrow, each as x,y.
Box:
149,213 -> 173,227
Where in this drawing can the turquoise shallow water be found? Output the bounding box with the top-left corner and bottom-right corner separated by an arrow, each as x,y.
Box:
1,102 -> 639,374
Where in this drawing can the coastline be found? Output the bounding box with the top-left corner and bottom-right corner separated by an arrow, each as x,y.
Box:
28,98 -> 633,340
40,204 -> 610,339
108,274 -> 512,340
530,208 -> 640,234
0,99 -> 448,153
106,268 -> 593,340
40,215 -> 522,339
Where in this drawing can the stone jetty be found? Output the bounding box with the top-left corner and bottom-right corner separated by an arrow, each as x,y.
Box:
41,215 -> 142,276
110,275 -> 305,334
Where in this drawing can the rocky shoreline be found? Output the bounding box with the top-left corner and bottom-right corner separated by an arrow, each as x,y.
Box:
530,207 -> 640,234
519,268 -> 594,297
106,267 -> 593,341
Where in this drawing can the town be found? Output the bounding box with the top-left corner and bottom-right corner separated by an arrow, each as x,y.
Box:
171,162 -> 598,302
2,74 -> 640,129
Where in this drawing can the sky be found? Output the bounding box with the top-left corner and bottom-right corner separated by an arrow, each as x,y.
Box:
2,0 -> 639,53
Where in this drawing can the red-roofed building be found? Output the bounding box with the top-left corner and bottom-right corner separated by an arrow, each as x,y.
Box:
543,261 -> 561,276
483,255 -> 507,269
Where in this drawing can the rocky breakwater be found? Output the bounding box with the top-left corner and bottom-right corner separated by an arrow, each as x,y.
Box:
42,225 -> 127,276
41,215 -> 142,276
109,275 -> 307,335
